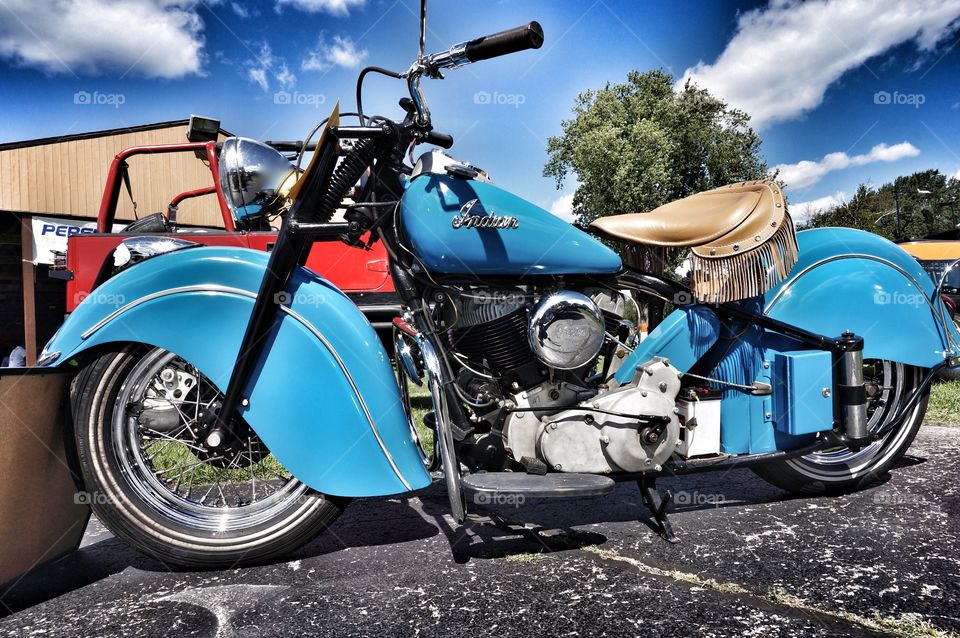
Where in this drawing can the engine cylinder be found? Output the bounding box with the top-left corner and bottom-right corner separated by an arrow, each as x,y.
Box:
448,299 -> 535,371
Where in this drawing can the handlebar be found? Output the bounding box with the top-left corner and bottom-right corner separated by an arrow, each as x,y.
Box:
404,20 -> 543,128
423,130 -> 454,149
422,21 -> 544,74
464,21 -> 544,63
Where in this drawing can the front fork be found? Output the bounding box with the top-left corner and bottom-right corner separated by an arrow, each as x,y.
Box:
420,337 -> 468,522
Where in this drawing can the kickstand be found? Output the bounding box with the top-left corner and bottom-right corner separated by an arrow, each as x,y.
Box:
637,478 -> 679,544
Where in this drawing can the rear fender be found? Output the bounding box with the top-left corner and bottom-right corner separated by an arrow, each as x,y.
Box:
41,246 -> 431,497
763,227 -> 959,368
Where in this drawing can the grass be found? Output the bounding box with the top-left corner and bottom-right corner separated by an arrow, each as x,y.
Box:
925,379 -> 960,425
407,381 -> 435,459
147,439 -> 288,485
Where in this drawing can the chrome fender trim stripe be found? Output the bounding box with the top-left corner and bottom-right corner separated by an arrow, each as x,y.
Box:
765,253 -> 958,355
80,284 -> 413,490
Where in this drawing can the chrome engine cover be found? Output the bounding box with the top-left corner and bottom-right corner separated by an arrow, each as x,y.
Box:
506,358 -> 681,474
527,291 -> 606,370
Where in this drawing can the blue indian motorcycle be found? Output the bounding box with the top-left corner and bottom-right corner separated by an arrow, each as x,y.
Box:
41,13 -> 960,567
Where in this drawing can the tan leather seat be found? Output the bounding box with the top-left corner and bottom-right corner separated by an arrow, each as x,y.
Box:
591,181 -> 798,303
590,180 -> 784,249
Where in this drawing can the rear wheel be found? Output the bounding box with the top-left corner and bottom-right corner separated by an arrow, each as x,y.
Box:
71,346 -> 347,568
753,360 -> 928,495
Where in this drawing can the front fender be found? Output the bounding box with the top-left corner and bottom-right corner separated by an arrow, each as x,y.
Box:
763,227 -> 959,368
41,246 -> 431,497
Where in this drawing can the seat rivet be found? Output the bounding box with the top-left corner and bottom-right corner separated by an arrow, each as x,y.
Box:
709,248 -> 717,255
733,244 -> 740,251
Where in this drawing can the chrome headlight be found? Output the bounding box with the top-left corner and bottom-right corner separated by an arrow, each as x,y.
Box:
527,291 -> 606,370
218,137 -> 297,223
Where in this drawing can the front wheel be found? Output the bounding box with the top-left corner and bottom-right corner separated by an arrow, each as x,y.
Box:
753,360 -> 928,495
71,346 -> 347,568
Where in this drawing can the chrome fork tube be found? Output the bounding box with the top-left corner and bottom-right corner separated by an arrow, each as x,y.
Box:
420,337 -> 466,523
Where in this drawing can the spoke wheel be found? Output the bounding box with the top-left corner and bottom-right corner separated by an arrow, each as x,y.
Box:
118,349 -> 309,532
72,346 -> 347,568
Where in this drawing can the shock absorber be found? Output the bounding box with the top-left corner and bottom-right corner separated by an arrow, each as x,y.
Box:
307,136 -> 379,224
836,330 -> 868,442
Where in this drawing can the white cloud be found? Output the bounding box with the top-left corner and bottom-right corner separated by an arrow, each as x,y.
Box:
276,0 -> 364,17
549,192 -> 577,223
246,42 -> 295,92
302,35 -> 367,72
248,67 -> 268,91
790,191 -> 847,224
679,0 -> 960,128
231,2 -> 250,18
774,141 -> 920,190
953,168 -> 960,181
0,0 -> 207,78
275,63 -> 296,89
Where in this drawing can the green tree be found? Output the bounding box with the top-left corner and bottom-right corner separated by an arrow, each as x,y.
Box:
804,170 -> 960,241
544,70 -> 770,226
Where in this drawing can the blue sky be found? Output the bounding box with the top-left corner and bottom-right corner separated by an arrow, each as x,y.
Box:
1,0 -> 959,223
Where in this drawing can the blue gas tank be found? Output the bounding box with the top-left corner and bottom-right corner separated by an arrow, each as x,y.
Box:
399,172 -> 622,275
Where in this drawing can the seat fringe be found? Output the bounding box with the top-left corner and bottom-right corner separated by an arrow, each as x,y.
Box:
689,213 -> 799,304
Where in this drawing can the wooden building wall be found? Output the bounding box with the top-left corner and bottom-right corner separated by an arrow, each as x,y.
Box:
0,124 -> 227,227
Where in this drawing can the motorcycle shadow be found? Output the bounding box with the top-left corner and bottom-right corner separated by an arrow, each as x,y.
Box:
0,496 -> 439,617
416,468 -> 808,563
415,482 -> 608,564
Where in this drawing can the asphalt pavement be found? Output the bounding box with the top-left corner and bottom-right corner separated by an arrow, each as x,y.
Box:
2,425 -> 958,637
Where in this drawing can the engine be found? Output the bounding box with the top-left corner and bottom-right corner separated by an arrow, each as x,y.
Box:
441,286 -> 680,474
503,358 -> 681,473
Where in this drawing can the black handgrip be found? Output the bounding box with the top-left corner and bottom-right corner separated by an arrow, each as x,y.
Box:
464,21 -> 544,63
423,130 -> 454,149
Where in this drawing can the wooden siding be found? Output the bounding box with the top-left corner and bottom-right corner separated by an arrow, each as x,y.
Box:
0,124 -> 226,227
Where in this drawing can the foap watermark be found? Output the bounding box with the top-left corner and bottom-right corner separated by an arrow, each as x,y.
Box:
673,490 -> 726,507
873,90 -> 925,108
473,90 -> 526,109
470,289 -> 527,306
274,290 -> 327,307
873,290 -> 925,307
74,90 -> 125,108
75,490 -> 117,506
872,492 -> 908,506
274,90 -> 326,109
474,492 -> 525,507
73,290 -> 126,307
673,290 -> 695,306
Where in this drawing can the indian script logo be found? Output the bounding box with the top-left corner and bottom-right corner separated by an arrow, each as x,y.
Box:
451,198 -> 519,230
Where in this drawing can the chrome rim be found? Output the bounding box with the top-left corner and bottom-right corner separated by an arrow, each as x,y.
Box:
790,359 -> 918,479
111,348 -> 313,533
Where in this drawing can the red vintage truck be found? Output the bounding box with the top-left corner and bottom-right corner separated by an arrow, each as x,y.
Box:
58,138 -> 400,338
